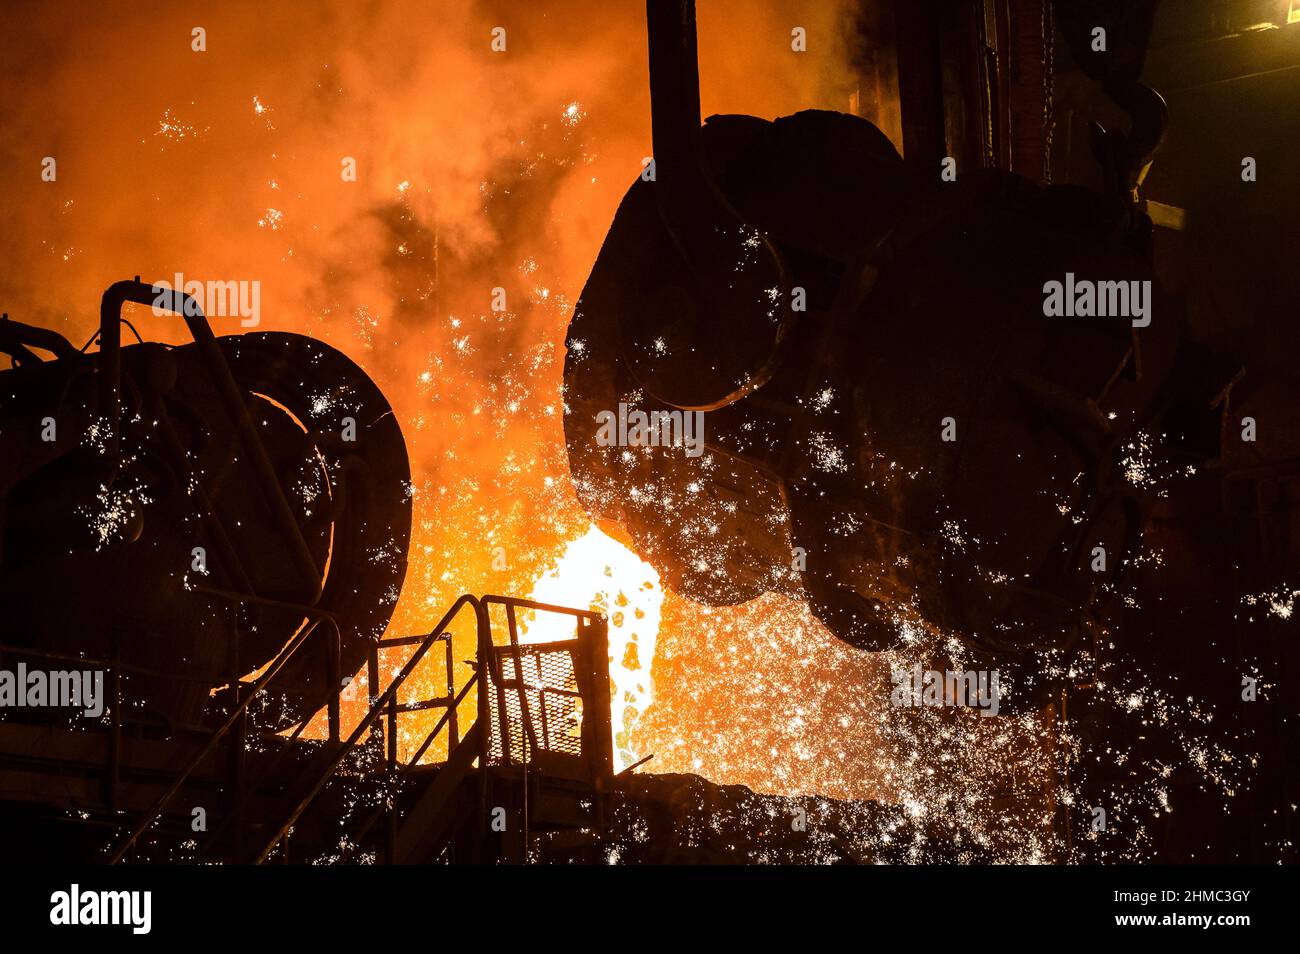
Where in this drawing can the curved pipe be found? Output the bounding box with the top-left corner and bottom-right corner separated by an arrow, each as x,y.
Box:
98,278 -> 202,450
97,277 -> 323,601
1103,80 -> 1168,200
0,313 -> 79,366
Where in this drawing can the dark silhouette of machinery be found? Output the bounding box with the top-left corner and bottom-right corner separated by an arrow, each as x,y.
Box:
0,279 -> 411,729
0,0 -> 1290,865
565,0 -> 1299,861
563,0 -> 1236,707
0,281 -> 621,864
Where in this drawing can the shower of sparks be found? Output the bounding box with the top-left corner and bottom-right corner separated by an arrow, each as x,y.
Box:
20,0 -> 1268,865
257,208 -> 284,230
156,108 -> 199,142
252,94 -> 275,129
560,101 -> 585,127
1243,585 -> 1300,621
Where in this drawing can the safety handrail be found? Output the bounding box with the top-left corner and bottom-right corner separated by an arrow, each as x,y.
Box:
252,594 -> 484,863
407,672 -> 479,767
108,613 -> 337,863
0,640 -> 254,688
250,593 -> 606,863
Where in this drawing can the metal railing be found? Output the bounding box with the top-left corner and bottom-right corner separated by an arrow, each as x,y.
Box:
253,594 -> 610,864
106,612 -> 341,863
483,596 -> 610,773
4,590 -> 610,864
252,594 -> 486,863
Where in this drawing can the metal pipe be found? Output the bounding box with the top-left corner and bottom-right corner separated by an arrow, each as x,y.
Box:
646,0 -> 705,209
0,313 -> 79,364
98,278 -> 323,601
641,0 -> 790,410
406,674 -> 478,767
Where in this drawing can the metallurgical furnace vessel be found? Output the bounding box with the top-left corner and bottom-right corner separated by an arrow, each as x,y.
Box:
0,279 -> 411,730
563,0 -> 1233,708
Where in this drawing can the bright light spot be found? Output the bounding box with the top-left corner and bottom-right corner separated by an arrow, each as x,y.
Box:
561,101 -> 585,127
527,525 -> 662,771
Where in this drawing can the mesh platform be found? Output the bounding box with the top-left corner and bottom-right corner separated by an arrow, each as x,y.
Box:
487,640 -> 587,764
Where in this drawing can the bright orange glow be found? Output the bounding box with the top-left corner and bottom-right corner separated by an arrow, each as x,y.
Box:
0,0 -> 914,803
525,524 -> 662,771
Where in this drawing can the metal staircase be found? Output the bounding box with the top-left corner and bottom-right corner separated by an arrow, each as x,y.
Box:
0,594 -> 613,864
249,594 -> 612,864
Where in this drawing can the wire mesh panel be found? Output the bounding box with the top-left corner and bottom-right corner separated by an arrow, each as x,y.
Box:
487,641 -> 586,765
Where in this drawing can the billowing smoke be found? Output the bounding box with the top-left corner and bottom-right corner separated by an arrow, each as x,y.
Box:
0,0 -> 902,799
